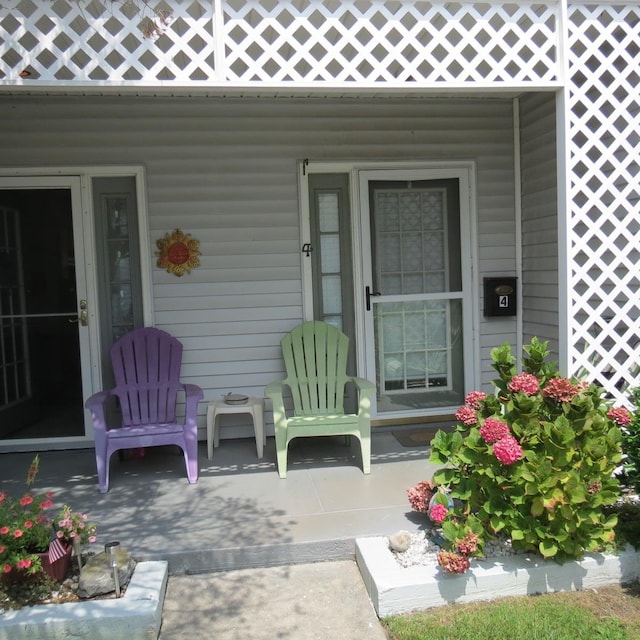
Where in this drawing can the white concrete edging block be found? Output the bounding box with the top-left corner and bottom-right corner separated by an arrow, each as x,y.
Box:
356,536 -> 640,618
0,560 -> 168,640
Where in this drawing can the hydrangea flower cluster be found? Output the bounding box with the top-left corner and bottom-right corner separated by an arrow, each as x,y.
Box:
428,503 -> 448,524
508,372 -> 540,395
608,407 -> 632,427
406,480 -> 435,513
436,550 -> 470,574
478,417 -> 510,444
492,435 -> 523,465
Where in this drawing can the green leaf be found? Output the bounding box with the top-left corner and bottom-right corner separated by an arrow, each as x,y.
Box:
531,498 -> 544,517
511,529 -> 524,540
539,540 -> 558,558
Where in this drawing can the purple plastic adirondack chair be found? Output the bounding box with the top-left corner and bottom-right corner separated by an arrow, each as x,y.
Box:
85,327 -> 204,493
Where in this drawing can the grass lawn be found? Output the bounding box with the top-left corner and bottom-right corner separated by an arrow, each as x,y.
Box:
382,582 -> 640,640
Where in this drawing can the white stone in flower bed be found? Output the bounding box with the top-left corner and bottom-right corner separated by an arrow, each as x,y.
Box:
356,534 -> 640,618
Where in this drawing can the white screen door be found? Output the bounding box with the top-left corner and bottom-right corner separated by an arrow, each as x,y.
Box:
358,168 -> 473,418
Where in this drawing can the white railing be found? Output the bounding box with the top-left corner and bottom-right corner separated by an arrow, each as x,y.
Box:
0,0 -> 560,88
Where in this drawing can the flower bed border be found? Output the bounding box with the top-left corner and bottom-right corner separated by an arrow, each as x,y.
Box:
0,560 -> 167,640
355,536 -> 640,618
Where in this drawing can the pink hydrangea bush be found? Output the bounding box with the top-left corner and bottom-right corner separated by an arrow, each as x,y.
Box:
428,338 -> 623,573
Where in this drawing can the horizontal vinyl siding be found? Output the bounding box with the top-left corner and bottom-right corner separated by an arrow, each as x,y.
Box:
519,93 -> 559,361
0,95 -> 518,428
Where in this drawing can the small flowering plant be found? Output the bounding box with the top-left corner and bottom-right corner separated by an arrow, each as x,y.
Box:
426,338 -> 625,573
55,505 -> 97,546
0,456 -> 97,576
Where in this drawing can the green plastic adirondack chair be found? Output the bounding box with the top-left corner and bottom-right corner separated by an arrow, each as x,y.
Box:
265,321 -> 375,478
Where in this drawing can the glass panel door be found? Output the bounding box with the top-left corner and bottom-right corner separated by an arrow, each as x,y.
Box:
361,175 -> 468,416
0,180 -> 92,441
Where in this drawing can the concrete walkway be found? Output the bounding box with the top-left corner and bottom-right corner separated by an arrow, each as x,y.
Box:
159,561 -> 388,639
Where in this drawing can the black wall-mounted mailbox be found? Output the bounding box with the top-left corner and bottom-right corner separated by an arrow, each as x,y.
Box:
484,277 -> 517,317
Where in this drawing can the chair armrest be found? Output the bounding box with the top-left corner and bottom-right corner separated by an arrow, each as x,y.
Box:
181,384 -> 204,430
349,377 -> 375,418
265,380 -> 288,427
349,377 -> 376,393
183,383 -> 204,402
265,381 -> 287,406
84,390 -> 114,433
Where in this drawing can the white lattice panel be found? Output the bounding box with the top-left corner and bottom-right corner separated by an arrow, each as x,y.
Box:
223,0 -> 559,85
0,0 -> 560,86
0,0 -> 217,82
567,3 -> 640,404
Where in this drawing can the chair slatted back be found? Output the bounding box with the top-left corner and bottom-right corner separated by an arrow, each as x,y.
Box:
281,321 -> 349,416
110,327 -> 183,426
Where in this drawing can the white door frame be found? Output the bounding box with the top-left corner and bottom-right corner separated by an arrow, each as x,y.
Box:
0,167 -> 152,449
300,160 -> 479,420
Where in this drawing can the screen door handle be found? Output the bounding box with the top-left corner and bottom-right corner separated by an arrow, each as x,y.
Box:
365,286 -> 381,311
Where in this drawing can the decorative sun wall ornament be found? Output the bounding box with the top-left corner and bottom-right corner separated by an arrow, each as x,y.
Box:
156,228 -> 201,276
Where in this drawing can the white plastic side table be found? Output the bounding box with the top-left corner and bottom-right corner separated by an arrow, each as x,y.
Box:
207,397 -> 266,460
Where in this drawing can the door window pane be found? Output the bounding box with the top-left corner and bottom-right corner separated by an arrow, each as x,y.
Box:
374,299 -> 464,412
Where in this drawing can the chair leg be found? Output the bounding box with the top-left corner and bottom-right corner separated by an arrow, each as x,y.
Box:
360,434 -> 371,474
96,442 -> 110,493
275,431 -> 289,478
183,438 -> 199,484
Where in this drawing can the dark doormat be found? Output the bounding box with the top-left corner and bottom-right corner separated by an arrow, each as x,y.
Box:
392,425 -> 450,447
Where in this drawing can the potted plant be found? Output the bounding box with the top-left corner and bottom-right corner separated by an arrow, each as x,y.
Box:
420,338 -> 629,574
0,455 -> 97,583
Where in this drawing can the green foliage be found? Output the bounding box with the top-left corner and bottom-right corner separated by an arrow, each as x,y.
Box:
620,387 -> 640,494
429,338 -> 625,567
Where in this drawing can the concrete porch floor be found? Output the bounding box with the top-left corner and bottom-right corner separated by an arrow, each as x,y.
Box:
0,430 -> 441,575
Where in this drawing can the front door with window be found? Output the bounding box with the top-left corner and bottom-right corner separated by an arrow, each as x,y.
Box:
304,164 -> 475,420
358,168 -> 474,419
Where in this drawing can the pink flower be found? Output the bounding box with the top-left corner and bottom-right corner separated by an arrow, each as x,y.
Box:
608,407 -> 632,427
508,373 -> 540,396
40,499 -> 54,509
17,558 -> 32,569
407,481 -> 435,512
0,545 -> 5,553
2,565 -> 12,574
542,378 -> 579,402
455,405 -> 477,426
457,531 -> 480,556
479,418 -> 510,444
0,526 -> 9,535
19,495 -> 33,507
493,435 -> 523,465
13,529 -> 23,538
23,521 -> 33,529
464,391 -> 487,409
437,550 -> 470,574
429,503 -> 449,524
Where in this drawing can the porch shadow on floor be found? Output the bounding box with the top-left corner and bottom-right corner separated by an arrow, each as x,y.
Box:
0,431 -> 443,574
